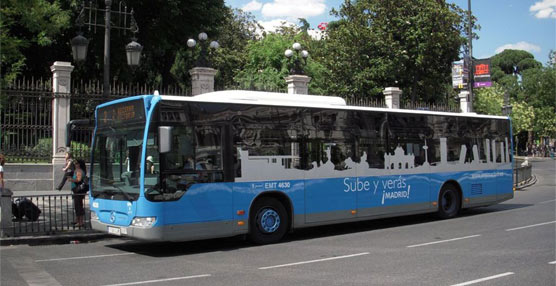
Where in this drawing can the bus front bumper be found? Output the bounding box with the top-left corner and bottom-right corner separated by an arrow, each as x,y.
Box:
91,219 -> 237,242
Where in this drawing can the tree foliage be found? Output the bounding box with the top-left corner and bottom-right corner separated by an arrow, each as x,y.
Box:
511,101 -> 534,135
170,8 -> 260,90
322,0 -> 468,102
473,83 -> 503,116
489,49 -> 555,140
233,27 -> 327,94
0,0 -> 72,83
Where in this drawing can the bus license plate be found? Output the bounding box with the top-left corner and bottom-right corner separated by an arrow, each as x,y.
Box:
108,226 -> 121,236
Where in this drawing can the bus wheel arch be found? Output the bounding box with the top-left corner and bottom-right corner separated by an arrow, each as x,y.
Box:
248,192 -> 292,244
437,180 -> 462,219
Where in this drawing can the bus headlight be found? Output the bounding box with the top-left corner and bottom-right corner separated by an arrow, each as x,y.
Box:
90,211 -> 99,221
131,217 -> 157,228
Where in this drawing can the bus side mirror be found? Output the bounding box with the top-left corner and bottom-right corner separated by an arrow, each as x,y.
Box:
159,126 -> 173,153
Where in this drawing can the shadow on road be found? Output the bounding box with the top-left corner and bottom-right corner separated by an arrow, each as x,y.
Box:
105,203 -> 533,257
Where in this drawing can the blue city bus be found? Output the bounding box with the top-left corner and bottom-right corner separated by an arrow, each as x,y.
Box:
89,90 -> 514,244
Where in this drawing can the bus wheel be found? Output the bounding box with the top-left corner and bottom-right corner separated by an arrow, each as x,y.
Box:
437,185 -> 460,219
249,197 -> 288,244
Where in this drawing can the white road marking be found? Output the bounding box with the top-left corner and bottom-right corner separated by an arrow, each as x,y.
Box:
505,221 -> 556,231
35,253 -> 135,262
406,235 -> 481,248
9,257 -> 62,286
538,199 -> 556,204
258,252 -> 370,270
549,261 -> 556,265
100,274 -> 212,286
450,272 -> 514,286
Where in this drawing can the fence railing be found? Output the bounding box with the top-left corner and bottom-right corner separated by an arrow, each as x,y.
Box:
1,78 -> 54,163
9,194 -> 91,236
401,99 -> 460,113
514,164 -> 533,186
345,97 -> 387,108
1,77 -> 191,163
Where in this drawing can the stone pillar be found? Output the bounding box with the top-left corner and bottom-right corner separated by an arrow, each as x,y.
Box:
51,61 -> 74,190
459,90 -> 471,113
190,67 -> 218,96
384,87 -> 401,109
285,75 -> 311,95
0,188 -> 14,237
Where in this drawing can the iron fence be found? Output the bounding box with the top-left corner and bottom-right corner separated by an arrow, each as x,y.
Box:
345,97 -> 387,108
1,77 -> 191,163
514,164 -> 533,186
401,99 -> 460,113
0,78 -> 53,163
10,194 -> 91,236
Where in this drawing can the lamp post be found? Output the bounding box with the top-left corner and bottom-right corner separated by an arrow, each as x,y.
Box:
502,91 -> 513,116
284,42 -> 309,75
187,32 -> 219,68
467,0 -> 474,112
71,0 -> 142,97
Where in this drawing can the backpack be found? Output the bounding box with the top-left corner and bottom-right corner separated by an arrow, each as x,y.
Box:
16,198 -> 41,221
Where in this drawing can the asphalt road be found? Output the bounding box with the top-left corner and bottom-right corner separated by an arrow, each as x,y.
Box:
2,159 -> 555,286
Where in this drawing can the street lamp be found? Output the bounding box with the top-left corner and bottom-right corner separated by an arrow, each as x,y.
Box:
187,32 -> 219,68
502,91 -> 513,116
71,0 -> 142,97
284,42 -> 309,75
71,33 -> 89,62
125,38 -> 143,66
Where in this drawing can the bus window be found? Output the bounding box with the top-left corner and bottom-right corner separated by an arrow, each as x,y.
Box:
359,112 -> 387,169
161,126 -> 195,171
195,126 -> 222,171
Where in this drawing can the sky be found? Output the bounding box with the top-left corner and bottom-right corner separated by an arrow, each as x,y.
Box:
225,0 -> 556,65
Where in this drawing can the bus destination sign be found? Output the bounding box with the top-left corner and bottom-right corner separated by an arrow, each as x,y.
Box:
98,100 -> 146,128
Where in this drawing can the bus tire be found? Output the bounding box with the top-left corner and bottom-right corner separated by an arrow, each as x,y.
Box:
437,184 -> 461,219
249,197 -> 288,244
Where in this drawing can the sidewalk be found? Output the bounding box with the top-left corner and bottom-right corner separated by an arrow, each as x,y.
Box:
0,230 -> 111,246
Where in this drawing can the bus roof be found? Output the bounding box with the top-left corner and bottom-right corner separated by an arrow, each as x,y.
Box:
157,90 -> 509,120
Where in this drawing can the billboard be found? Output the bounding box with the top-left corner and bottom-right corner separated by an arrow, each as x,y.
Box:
452,61 -> 468,89
473,58 -> 492,88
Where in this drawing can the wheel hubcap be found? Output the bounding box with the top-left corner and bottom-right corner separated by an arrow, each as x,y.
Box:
259,208 -> 280,233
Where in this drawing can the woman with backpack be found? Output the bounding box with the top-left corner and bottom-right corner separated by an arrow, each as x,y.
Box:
68,159 -> 87,227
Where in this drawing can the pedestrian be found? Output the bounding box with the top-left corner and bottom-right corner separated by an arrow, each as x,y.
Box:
56,151 -> 75,191
68,159 -> 87,227
146,156 -> 155,174
0,154 -> 5,193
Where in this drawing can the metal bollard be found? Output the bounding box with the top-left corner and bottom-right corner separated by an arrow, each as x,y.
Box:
0,188 -> 14,237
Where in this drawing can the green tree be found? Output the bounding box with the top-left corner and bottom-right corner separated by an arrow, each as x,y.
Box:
233,33 -> 291,91
233,28 -> 328,94
490,49 -> 541,79
489,49 -> 542,101
489,49 -> 555,147
534,107 -> 556,139
170,8 -> 260,90
511,101 -> 534,137
1,0 -> 229,88
322,0 -> 468,102
0,0 -> 72,83
473,83 -> 503,115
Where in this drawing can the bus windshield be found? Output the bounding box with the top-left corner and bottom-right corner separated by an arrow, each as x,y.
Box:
91,99 -> 147,201
91,127 -> 144,201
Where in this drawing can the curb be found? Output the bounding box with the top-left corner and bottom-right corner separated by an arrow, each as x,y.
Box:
0,231 -> 112,246
515,175 -> 537,191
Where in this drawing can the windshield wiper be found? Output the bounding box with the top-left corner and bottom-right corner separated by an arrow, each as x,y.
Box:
105,185 -> 135,201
